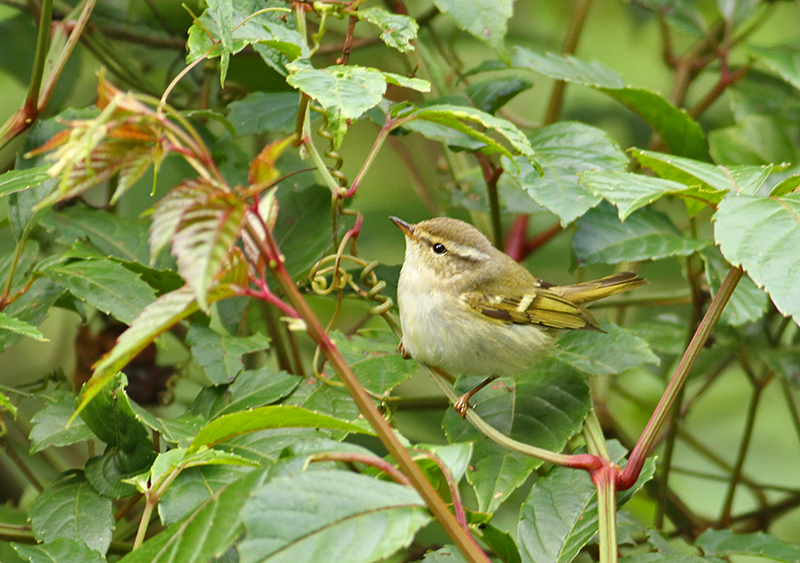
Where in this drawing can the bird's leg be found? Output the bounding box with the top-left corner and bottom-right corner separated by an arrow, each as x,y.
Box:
454,375 -> 498,417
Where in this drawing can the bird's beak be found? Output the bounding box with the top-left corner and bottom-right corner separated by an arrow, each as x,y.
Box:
390,216 -> 416,240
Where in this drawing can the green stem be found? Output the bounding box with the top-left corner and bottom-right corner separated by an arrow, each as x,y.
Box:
25,0 -> 53,114
618,266 -> 743,490
133,493 -> 156,549
584,410 -> 610,460
594,465 -> 618,563
427,367 -> 602,470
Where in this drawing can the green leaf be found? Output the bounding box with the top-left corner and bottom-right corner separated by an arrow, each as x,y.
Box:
170,192 -> 246,311
581,171 -> 706,221
13,538 -> 106,563
0,311 -> 48,342
0,392 -> 17,418
0,165 -> 52,197
29,399 -> 94,453
0,279 -> 64,354
478,523 -> 521,563
331,329 -> 416,397
130,406 -> 205,447
511,49 -> 707,160
283,376 -> 360,422
217,368 -> 301,416
697,529 -> 800,562
238,470 -> 431,563
189,405 -> 373,452
80,373 -> 156,486
434,0 -> 512,62
713,193 -> 800,324
408,104 -> 537,165
29,472 -> 114,555
709,114 -> 797,166
702,248 -> 768,326
357,7 -> 418,53
40,258 -> 156,324
517,442 -> 655,563
552,320 -> 659,376
228,92 -> 300,136
423,546 -> 469,563
573,203 -> 707,266
117,468 -> 267,563
158,464 -> 252,525
187,0 -> 304,81
187,325 -> 270,385
748,40 -> 800,91
41,207 -> 152,264
444,368 -> 592,512
509,122 -> 627,225
465,77 -> 532,114
219,428 -> 332,465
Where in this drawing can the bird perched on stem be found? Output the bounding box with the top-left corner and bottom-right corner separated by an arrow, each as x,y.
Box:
391,216 -> 646,416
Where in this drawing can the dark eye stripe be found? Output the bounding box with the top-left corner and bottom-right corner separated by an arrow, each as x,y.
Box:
432,243 -> 447,254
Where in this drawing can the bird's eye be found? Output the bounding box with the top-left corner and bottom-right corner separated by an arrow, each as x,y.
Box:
432,243 -> 447,254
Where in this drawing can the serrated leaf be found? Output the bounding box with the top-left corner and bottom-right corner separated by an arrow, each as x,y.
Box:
697,529 -> 800,562
0,311 -> 48,342
13,538 -> 106,563
171,192 -> 246,311
709,114 -> 797,166
509,122 -> 627,226
117,468 -> 267,563
408,104 -> 536,165
40,258 -> 156,324
444,368 -> 592,512
581,170 -> 705,221
573,203 -> 707,266
434,0 -> 512,62
158,464 -> 252,525
238,470 -> 431,563
702,248 -> 768,326
29,400 -> 94,453
76,283 -> 238,419
186,325 -> 270,385
0,279 -> 64,354
0,165 -> 52,197
552,320 -> 659,376
228,92 -> 300,137
29,472 -> 114,555
465,77 -> 532,114
517,441 -> 655,563
42,207 -> 152,264
357,7 -> 418,53
220,427 -> 332,465
478,524 -> 521,563
511,49 -> 707,160
331,329 -> 416,397
130,406 -> 205,447
283,376 -> 360,422
748,41 -> 800,91
189,405 -> 373,452
217,368 -> 300,416
713,193 -> 800,324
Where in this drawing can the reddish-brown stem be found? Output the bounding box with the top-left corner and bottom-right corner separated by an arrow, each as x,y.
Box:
617,267 -> 743,490
504,217 -> 563,262
307,452 -> 411,486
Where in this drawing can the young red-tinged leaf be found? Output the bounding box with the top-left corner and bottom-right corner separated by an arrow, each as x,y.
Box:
248,135 -> 294,185
72,283 -> 239,422
171,192 -> 246,311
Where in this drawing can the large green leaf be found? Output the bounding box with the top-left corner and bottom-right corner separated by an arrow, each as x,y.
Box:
748,40 -> 800,91
227,92 -> 300,136
118,468 -> 267,563
41,207 -> 152,264
238,470 -> 431,563
433,0 -> 512,62
29,399 -> 94,453
357,7 -> 418,53
443,367 -> 591,512
0,165 -> 52,197
186,325 -> 270,385
13,539 -> 105,563
216,368 -> 300,417
0,311 -> 47,342
40,258 -> 156,324
331,329 -> 417,397
509,122 -> 627,226
28,472 -> 114,555
713,193 -> 800,324
552,320 -> 659,376
189,405 -> 373,452
511,49 -> 707,160
0,279 -> 64,354
708,114 -> 797,166
573,203 -> 707,266
517,442 -> 655,563
697,529 -> 800,562
465,77 -> 532,115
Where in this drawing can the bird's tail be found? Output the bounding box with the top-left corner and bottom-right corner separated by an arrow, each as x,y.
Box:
550,272 -> 646,305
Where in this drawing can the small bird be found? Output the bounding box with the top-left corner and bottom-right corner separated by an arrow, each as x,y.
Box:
391,216 -> 646,416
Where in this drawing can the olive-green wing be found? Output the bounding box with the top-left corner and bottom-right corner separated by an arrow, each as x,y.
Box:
463,289 -> 600,330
